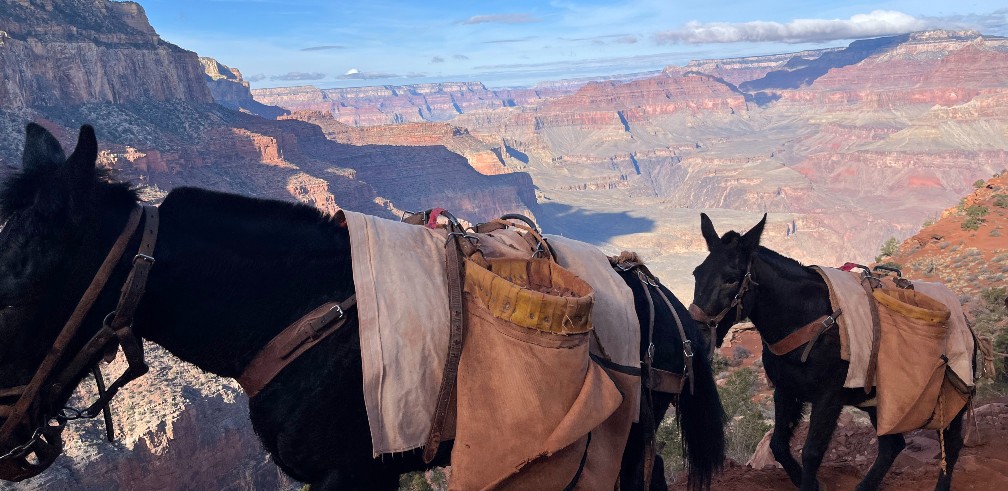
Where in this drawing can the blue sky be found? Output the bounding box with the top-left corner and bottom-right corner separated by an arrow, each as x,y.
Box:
139,1 -> 1008,89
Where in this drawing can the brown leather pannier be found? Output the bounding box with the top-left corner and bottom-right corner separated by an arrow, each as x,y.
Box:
874,287 -> 968,435
449,257 -> 630,490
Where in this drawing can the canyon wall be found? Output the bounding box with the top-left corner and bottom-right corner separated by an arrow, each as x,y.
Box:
252,81 -> 579,126
200,57 -> 288,119
0,0 -> 212,109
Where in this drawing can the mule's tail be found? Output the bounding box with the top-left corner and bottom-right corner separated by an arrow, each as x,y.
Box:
676,323 -> 726,490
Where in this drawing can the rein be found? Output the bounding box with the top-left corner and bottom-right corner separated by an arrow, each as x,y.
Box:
688,261 -> 757,357
0,204 -> 158,482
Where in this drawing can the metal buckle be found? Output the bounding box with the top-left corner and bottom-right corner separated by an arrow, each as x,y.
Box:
822,315 -> 836,329
646,343 -> 655,362
133,253 -> 155,265
682,340 -> 694,358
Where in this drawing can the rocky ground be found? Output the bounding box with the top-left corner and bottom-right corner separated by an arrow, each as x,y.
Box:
671,399 -> 1008,490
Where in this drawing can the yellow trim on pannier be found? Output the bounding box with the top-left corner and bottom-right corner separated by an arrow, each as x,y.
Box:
872,288 -> 951,324
464,257 -> 594,334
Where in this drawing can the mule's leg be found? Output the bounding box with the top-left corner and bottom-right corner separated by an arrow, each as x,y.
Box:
799,398 -> 843,491
855,407 -> 904,491
771,390 -> 805,487
934,406 -> 967,491
650,453 -> 669,491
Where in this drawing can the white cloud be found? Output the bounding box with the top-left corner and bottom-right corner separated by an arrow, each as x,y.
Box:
656,10 -> 929,44
461,13 -> 541,25
344,68 -> 360,75
270,71 -> 326,81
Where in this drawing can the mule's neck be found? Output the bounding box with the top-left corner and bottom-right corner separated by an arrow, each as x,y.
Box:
132,189 -> 356,379
745,247 -> 832,345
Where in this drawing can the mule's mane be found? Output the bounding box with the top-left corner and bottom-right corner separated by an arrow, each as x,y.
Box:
719,230 -> 741,245
755,246 -> 817,281
161,187 -> 345,252
0,166 -> 137,222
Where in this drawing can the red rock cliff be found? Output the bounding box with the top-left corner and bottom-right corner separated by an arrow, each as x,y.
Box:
0,0 -> 212,108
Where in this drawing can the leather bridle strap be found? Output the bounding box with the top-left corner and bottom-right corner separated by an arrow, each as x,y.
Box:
48,204 -> 158,422
688,262 -> 757,357
0,206 -> 144,445
765,309 -> 843,362
238,295 -> 357,399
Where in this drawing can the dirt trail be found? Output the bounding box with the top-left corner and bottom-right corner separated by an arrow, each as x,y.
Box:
670,399 -> 1008,490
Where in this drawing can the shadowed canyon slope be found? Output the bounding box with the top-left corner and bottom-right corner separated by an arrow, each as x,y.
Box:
0,2 -> 537,223
259,29 -> 1008,297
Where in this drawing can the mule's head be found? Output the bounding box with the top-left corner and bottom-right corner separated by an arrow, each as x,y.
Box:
689,213 -> 765,351
0,123 -> 136,480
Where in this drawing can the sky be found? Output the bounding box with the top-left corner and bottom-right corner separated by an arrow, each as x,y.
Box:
139,1 -> 1008,89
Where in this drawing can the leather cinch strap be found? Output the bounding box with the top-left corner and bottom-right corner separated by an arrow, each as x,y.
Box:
862,276 -> 884,393
765,309 -> 843,362
238,295 -> 357,399
423,219 -> 467,463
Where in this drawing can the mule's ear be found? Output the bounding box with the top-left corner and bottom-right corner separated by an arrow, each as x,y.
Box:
740,213 -> 767,250
65,125 -> 98,175
21,123 -> 66,170
700,213 -> 719,251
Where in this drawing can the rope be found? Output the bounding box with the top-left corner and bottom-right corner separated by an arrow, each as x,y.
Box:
968,398 -> 983,446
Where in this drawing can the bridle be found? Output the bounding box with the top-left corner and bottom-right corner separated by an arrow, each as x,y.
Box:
0,205 -> 158,482
688,261 -> 757,358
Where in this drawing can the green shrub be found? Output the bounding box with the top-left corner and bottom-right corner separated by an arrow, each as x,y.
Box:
967,205 -> 989,218
961,207 -> 987,230
994,194 -> 1008,208
875,236 -> 899,262
399,471 -> 447,491
657,414 -> 684,473
971,286 -> 1008,382
975,179 -> 986,188
711,352 -> 730,374
718,368 -> 772,463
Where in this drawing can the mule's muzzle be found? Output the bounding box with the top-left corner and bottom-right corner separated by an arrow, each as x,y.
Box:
0,421 -> 64,482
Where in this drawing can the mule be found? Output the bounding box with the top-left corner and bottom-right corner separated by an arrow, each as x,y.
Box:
689,213 -> 967,491
0,123 -> 724,490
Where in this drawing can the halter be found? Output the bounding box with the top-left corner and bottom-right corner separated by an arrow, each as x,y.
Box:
0,205 -> 158,482
688,261 -> 757,357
